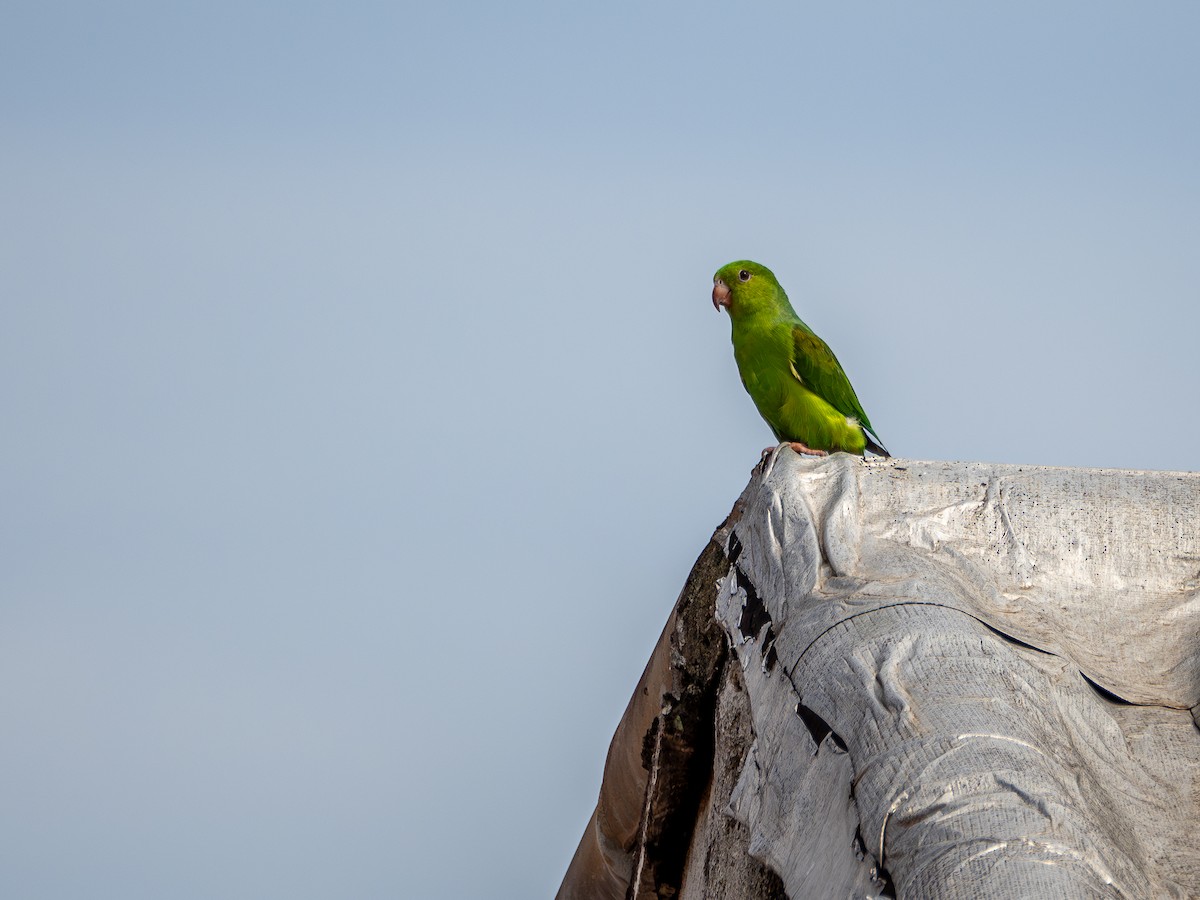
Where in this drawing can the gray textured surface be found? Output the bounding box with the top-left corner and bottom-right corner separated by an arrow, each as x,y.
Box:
561,454 -> 1200,898
721,452 -> 1200,898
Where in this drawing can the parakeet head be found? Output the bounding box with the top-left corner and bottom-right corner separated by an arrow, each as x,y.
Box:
712,260 -> 790,318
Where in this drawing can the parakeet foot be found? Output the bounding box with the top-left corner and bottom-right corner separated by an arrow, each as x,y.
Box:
786,441 -> 828,457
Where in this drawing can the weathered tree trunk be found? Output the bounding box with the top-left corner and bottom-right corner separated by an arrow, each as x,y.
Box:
559,453 -> 1200,899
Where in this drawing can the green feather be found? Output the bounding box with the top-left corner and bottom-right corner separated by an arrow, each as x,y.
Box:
714,260 -> 888,457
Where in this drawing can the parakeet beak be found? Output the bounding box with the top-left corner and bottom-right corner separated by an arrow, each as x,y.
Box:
712,279 -> 731,311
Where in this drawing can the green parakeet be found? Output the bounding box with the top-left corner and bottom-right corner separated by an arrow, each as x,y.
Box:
713,260 -> 889,457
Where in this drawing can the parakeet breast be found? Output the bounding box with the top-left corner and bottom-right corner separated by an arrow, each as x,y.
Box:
732,320 -> 799,435
731,317 -> 867,454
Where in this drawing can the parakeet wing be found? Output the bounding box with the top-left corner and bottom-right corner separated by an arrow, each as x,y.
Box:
791,324 -> 879,437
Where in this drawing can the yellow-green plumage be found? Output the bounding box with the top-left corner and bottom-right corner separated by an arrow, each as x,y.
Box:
713,260 -> 888,457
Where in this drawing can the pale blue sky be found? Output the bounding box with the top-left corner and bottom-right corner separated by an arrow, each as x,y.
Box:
2,3 -> 1198,898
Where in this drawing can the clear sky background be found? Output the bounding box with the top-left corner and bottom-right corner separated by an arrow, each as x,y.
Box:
2,3 -> 1198,898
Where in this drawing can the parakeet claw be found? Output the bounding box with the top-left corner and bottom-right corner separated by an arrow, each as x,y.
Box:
754,441 -> 827,479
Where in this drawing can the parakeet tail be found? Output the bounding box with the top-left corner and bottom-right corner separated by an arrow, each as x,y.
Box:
864,434 -> 890,458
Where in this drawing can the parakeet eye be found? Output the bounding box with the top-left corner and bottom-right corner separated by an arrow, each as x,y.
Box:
738,270 -> 751,282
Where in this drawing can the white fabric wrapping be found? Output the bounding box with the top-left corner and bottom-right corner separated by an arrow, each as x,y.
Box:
720,453 -> 1200,898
